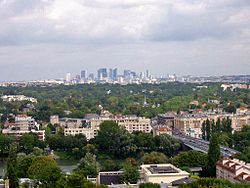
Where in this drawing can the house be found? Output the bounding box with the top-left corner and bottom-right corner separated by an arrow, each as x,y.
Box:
216,158 -> 250,183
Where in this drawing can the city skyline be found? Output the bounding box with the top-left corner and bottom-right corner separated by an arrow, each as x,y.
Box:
0,0 -> 250,81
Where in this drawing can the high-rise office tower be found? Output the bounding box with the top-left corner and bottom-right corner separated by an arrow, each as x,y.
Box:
124,69 -> 131,79
81,70 -> 87,79
75,74 -> 81,82
130,71 -> 136,78
88,73 -> 94,80
109,68 -> 113,80
98,68 -> 108,80
113,68 -> 118,80
146,69 -> 149,78
66,73 -> 71,82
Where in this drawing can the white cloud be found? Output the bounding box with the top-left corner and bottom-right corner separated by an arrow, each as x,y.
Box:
0,0 -> 249,80
0,0 -> 249,44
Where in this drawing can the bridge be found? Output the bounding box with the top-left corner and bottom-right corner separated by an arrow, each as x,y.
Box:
173,134 -> 241,157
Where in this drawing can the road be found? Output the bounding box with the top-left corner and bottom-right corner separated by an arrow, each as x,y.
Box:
173,134 -> 241,157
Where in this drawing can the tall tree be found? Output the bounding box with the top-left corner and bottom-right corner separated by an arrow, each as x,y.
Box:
122,160 -> 140,184
216,118 -> 221,133
205,119 -> 211,141
154,134 -> 180,156
225,117 -> 232,134
211,119 -> 216,134
221,118 -> 227,132
201,121 -> 206,140
172,150 -> 207,168
207,134 -> 221,177
96,121 -> 135,157
75,153 -> 100,178
6,143 -> 19,188
28,156 -> 62,187
16,153 -> 34,178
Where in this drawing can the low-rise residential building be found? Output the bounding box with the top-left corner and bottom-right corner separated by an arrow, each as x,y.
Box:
96,164 -> 190,187
50,115 -> 59,125
153,127 -> 172,137
64,127 -> 95,140
140,164 -> 189,184
114,116 -> 151,133
216,158 -> 250,183
1,95 -> 37,103
97,171 -> 123,186
56,112 -> 151,139
174,110 -> 250,138
2,115 -> 45,141
2,129 -> 45,141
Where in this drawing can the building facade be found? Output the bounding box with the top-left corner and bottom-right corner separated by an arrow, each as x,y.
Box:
216,158 -> 250,183
56,113 -> 151,140
140,164 -> 189,184
174,111 -> 250,138
2,115 -> 45,140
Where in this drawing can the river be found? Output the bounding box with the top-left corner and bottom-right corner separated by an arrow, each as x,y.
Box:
0,159 -> 78,178
0,160 -> 6,178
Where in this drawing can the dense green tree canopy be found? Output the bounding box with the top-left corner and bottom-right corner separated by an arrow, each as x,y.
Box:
96,121 -> 136,158
27,156 -> 62,187
142,152 -> 168,164
75,153 -> 100,178
172,151 -> 207,168
122,160 -> 140,184
1,83 -> 248,120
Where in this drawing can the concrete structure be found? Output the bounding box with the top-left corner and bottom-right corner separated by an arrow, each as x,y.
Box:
174,110 -> 250,138
1,95 -> 37,103
114,116 -> 151,133
2,129 -> 45,141
174,134 -> 241,157
153,127 -> 172,137
64,127 -> 95,140
81,70 -> 87,80
65,73 -> 71,82
56,112 -> 151,140
2,115 -> 45,141
216,158 -> 250,183
97,171 -> 123,186
50,115 -> 59,125
140,164 -> 189,184
98,68 -> 108,80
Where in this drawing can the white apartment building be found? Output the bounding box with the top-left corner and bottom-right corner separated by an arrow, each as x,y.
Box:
2,129 -> 45,141
216,158 -> 250,183
2,115 -> 45,140
174,111 -> 250,138
140,164 -> 189,184
55,114 -> 151,139
114,116 -> 151,133
1,95 -> 37,103
64,127 -> 95,140
50,115 -> 59,125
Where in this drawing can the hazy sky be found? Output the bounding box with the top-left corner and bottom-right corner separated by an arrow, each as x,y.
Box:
0,0 -> 250,81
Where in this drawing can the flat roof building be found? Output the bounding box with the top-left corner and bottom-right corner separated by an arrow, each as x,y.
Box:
140,164 -> 189,184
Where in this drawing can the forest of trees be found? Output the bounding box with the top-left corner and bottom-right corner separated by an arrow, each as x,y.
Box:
0,83 -> 249,122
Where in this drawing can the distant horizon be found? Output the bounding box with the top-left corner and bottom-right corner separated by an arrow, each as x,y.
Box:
0,71 -> 249,83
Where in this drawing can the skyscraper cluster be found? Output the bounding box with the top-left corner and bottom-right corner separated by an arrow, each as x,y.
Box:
65,68 -> 157,84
